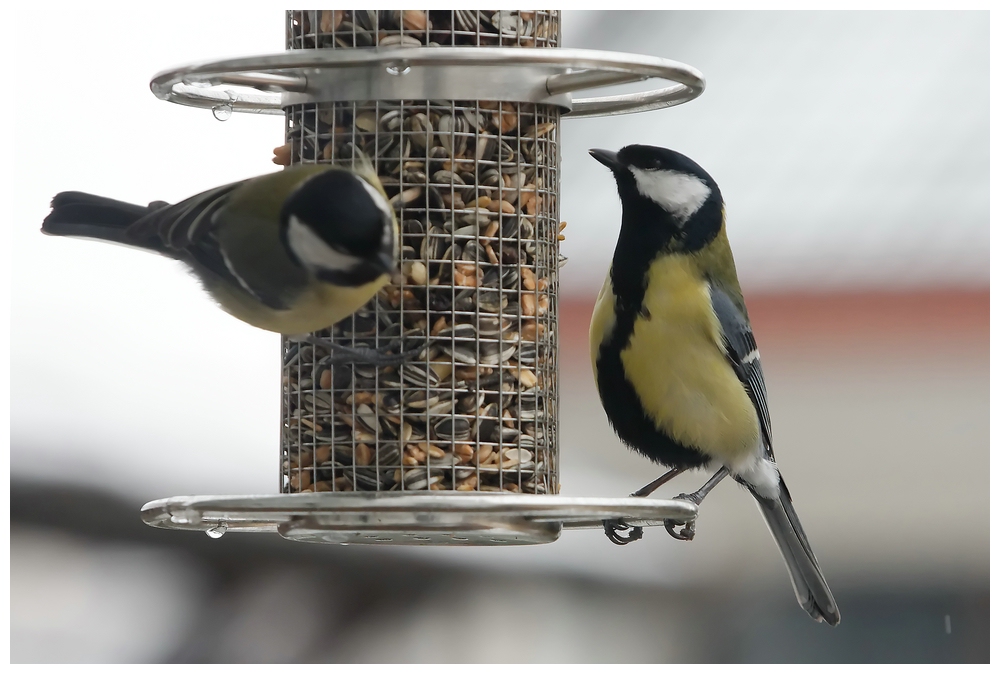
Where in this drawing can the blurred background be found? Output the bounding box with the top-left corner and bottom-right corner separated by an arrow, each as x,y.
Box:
10,9 -> 989,664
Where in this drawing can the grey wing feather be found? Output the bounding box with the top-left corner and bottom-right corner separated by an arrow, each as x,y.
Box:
709,284 -> 772,454
127,180 -> 291,311
710,284 -> 840,625
128,181 -> 245,251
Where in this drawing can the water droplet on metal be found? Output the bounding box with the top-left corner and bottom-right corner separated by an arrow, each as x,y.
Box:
385,61 -> 411,76
206,523 -> 228,539
212,104 -> 233,121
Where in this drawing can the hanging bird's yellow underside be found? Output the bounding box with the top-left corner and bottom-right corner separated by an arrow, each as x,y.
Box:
592,254 -> 759,464
210,274 -> 390,335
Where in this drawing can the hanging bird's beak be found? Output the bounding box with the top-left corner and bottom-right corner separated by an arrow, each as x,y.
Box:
376,251 -> 395,275
589,148 -> 622,171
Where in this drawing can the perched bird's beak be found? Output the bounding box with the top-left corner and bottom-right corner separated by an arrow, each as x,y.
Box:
589,148 -> 622,171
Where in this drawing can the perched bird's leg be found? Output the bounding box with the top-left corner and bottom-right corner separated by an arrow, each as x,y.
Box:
291,334 -> 428,367
675,466 -> 730,506
603,519 -> 644,546
631,467 -> 687,498
664,466 -> 729,541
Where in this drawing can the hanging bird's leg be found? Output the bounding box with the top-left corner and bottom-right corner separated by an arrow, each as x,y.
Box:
631,467 -> 688,498
289,334 -> 428,367
602,467 -> 689,545
664,466 -> 729,541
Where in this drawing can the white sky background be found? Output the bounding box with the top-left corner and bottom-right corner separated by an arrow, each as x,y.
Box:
559,10 -> 989,295
7,9 -> 990,583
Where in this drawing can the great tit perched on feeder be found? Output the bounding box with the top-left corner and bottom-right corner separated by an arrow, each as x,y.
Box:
588,144 -> 840,626
42,160 -> 417,364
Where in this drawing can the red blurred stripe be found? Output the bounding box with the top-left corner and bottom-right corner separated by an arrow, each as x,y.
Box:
558,289 -> 988,361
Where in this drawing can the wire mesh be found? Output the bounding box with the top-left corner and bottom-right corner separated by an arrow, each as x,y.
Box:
281,10 -> 562,495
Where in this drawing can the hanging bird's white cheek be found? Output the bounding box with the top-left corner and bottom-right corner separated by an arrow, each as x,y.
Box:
356,175 -> 395,252
286,215 -> 360,273
629,168 -> 711,224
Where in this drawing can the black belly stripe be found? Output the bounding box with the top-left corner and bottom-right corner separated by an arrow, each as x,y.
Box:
595,301 -> 711,471
594,198 -> 727,471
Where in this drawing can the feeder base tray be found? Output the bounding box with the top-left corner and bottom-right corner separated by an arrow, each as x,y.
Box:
140,493 -> 698,546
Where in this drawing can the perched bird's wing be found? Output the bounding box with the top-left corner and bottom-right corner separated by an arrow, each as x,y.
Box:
712,283 -> 839,622
709,284 -> 772,455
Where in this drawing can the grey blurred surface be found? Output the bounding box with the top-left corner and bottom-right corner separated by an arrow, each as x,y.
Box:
10,482 -> 988,664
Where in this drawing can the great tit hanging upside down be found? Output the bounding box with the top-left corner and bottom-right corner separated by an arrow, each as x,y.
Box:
42,161 -> 417,364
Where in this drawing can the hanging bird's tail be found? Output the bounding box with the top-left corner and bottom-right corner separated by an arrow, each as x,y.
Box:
753,478 -> 841,626
41,191 -> 168,254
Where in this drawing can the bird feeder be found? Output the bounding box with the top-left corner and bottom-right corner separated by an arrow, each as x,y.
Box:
141,9 -> 705,545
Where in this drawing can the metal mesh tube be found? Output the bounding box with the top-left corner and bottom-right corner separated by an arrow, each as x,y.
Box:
281,10 -> 561,495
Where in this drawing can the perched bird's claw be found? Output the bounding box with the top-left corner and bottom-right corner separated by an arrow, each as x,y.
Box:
603,518 -> 644,546
663,491 -> 700,541
664,518 -> 696,541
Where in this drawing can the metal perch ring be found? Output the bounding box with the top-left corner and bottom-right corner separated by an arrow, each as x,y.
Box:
150,47 -> 706,118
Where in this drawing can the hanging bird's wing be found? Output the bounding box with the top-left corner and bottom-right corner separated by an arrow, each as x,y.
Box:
127,180 -> 244,255
709,284 -> 772,455
125,180 -> 293,310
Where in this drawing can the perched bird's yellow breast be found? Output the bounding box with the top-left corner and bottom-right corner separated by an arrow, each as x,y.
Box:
589,270 -> 616,383
619,254 -> 759,463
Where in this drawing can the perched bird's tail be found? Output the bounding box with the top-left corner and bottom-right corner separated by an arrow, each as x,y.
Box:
753,478 -> 841,626
42,191 -> 167,254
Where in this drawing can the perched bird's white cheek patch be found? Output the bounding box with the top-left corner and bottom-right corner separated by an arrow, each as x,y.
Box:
629,168 -> 711,224
287,215 -> 360,274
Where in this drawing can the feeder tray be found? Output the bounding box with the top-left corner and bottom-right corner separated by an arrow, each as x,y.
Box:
141,13 -> 707,546
141,492 -> 699,545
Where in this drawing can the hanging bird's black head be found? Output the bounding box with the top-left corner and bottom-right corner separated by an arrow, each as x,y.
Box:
590,144 -> 723,253
280,170 -> 396,286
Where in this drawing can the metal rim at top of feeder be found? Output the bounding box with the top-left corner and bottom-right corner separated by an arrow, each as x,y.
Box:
141,37 -> 708,545
150,47 -> 706,118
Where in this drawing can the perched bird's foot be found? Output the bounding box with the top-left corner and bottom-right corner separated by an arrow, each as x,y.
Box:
662,491 -> 701,540
673,491 -> 701,505
664,518 -> 696,541
294,335 -> 428,366
603,518 -> 644,546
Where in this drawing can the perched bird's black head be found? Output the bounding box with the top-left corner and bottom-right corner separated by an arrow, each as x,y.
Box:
280,170 -> 396,286
590,145 -> 723,253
